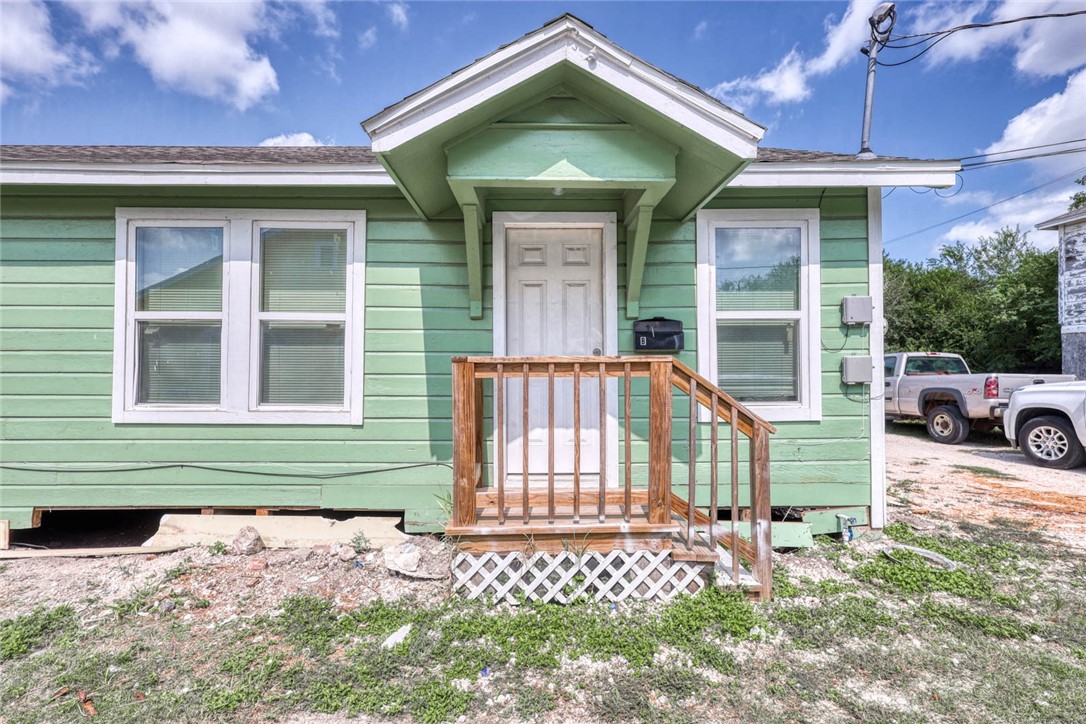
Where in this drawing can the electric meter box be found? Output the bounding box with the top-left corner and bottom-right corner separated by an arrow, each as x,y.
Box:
841,355 -> 873,384
841,295 -> 874,325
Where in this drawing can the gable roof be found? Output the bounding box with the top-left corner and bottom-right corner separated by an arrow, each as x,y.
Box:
1036,206 -> 1086,231
362,14 -> 765,159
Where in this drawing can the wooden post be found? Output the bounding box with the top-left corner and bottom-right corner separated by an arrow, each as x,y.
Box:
0,520 -> 10,551
647,361 -> 672,525
750,424 -> 773,599
451,359 -> 477,528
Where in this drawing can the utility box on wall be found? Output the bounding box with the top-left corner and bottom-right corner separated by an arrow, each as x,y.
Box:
841,295 -> 874,325
841,355 -> 873,384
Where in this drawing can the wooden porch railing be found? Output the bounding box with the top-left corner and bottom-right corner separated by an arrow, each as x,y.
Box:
449,356 -> 776,598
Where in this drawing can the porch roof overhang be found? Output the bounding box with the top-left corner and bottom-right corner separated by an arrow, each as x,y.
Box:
360,14 -> 765,224
361,14 -> 766,320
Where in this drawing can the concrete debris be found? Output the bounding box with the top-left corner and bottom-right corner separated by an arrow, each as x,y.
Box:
231,526 -> 266,556
247,558 -> 268,571
382,541 -> 450,580
158,599 -> 177,614
381,623 -> 413,649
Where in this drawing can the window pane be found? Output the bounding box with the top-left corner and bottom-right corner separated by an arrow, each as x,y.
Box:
717,321 -> 798,402
138,322 -> 221,403
715,227 -> 800,311
261,322 -> 345,405
261,228 -> 346,313
136,227 -> 223,311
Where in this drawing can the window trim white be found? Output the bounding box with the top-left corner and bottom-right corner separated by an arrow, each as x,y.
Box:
696,208 -> 822,422
111,208 -> 366,425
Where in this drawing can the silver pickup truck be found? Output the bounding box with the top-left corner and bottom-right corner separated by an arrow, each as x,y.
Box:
884,352 -> 1075,444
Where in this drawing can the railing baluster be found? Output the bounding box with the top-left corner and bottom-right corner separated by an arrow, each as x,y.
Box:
573,362 -> 581,524
730,406 -> 740,584
623,362 -> 631,524
599,361 -> 607,523
687,377 -> 697,550
751,424 -> 773,599
496,363 -> 505,525
710,392 -> 719,552
522,363 -> 530,525
647,361 -> 672,525
547,362 -> 555,524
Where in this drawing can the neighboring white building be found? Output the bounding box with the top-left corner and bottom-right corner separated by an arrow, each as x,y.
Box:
1037,207 -> 1086,380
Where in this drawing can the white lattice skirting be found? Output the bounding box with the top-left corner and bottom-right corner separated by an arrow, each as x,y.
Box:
452,550 -> 711,603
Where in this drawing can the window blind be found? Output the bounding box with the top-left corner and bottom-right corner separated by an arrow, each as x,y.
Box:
261,323 -> 345,405
715,227 -> 800,312
716,321 -> 797,402
136,227 -> 223,312
137,322 -> 221,403
261,228 -> 346,313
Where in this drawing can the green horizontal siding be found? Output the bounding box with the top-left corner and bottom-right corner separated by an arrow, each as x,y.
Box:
0,185 -> 872,527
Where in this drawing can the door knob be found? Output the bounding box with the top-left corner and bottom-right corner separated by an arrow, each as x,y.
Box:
592,348 -> 601,356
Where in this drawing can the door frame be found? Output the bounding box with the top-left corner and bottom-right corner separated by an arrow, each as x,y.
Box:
492,211 -> 619,488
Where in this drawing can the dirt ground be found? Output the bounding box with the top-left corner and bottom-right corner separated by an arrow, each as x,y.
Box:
885,421 -> 1086,551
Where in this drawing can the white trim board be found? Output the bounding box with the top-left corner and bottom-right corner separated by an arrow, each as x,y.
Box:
868,188 -> 887,529
0,159 -> 959,189
492,211 -> 619,489
1,162 -> 392,187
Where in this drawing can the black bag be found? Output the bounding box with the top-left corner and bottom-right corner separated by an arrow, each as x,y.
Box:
632,317 -> 684,351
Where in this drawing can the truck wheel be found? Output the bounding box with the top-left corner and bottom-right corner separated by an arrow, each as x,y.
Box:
1019,416 -> 1086,469
926,405 -> 969,444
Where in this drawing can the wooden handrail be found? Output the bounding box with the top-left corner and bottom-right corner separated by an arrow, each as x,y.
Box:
450,355 -> 774,599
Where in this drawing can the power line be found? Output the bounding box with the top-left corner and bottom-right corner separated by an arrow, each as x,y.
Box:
961,147 -> 1086,170
958,137 -> 1086,162
885,167 -> 1086,245
876,9 -> 1086,67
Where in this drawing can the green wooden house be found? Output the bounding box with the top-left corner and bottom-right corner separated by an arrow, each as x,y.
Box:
0,16 -> 956,597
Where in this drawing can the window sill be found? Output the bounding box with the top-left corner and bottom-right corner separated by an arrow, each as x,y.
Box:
112,407 -> 362,425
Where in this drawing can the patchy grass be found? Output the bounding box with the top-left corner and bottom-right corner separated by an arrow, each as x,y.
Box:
950,463 -> 1021,481
3,519 -> 1085,723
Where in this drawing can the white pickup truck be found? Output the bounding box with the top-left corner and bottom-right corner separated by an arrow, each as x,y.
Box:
884,352 -> 1075,444
1004,381 -> 1086,469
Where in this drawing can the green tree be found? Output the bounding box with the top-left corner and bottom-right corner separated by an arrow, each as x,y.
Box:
1069,175 -> 1085,212
884,226 -> 1060,372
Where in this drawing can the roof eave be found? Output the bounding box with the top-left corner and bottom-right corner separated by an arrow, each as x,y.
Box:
1036,207 -> 1086,231
0,161 -> 394,187
730,160 -> 961,188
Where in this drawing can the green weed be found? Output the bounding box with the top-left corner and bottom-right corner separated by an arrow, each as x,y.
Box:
775,595 -> 899,648
918,601 -> 1038,640
0,606 -> 76,660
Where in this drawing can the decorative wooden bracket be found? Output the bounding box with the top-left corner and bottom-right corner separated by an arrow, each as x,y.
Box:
625,205 -> 654,319
463,203 -> 484,319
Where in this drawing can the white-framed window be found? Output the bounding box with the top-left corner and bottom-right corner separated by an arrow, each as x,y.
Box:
696,208 -> 821,422
112,208 -> 366,424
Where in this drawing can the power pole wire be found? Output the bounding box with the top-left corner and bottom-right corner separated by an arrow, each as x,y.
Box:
875,9 -> 1086,67
961,147 -> 1086,170
885,167 -> 1086,246
958,137 -> 1086,162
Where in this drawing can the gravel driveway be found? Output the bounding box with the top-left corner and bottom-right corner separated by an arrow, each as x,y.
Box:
886,421 -> 1086,551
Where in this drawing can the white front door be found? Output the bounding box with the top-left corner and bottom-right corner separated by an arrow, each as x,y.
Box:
505,226 -> 604,482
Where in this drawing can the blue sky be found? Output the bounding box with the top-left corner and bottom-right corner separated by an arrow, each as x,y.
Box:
2,0 -> 1084,262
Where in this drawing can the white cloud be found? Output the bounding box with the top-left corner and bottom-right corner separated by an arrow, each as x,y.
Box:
0,0 -> 97,102
983,69 -> 1086,176
301,0 -> 338,39
693,20 -> 708,41
911,1 -> 1086,78
63,1 -> 279,111
258,131 -> 329,146
710,0 -> 879,111
386,2 -> 409,31
937,186 -> 1072,253
359,26 -> 378,50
